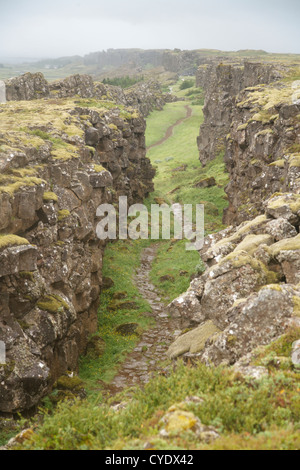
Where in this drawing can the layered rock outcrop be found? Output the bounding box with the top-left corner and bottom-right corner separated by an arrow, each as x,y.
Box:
224,82 -> 300,225
4,72 -> 173,117
196,61 -> 300,224
82,48 -> 280,77
197,62 -> 286,167
167,193 -> 300,365
168,62 -> 300,368
124,80 -> 178,117
0,74 -> 155,413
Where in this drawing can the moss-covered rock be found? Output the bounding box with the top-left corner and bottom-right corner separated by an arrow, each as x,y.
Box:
49,375 -> 87,404
0,234 -> 29,251
115,323 -> 143,337
85,335 -> 106,359
167,321 -> 221,359
233,234 -> 274,255
36,295 -> 70,314
270,234 -> 300,257
266,193 -> 300,224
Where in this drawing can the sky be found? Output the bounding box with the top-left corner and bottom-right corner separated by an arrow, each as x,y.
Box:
0,0 -> 299,60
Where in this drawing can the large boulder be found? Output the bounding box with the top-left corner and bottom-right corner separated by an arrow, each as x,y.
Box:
200,284 -> 298,366
5,72 -> 49,100
167,321 -> 221,359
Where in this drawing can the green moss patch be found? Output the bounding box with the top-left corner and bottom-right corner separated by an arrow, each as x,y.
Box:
92,164 -> 107,173
43,191 -> 58,203
37,295 -> 70,314
57,210 -> 71,221
0,175 -> 45,196
270,234 -> 300,257
0,234 -> 29,250
220,250 -> 280,285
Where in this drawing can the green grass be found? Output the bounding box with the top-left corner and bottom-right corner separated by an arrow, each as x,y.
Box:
102,75 -> 144,88
146,100 -> 229,233
145,101 -> 189,147
21,357 -> 300,450
149,239 -> 204,303
78,239 -> 153,397
179,79 -> 195,90
144,87 -> 228,303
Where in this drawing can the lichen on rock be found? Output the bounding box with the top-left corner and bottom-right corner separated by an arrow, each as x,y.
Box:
0,72 -> 156,413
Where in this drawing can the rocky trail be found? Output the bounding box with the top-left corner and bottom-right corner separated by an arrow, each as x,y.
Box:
147,104 -> 192,150
102,103 -> 194,399
103,244 -> 182,398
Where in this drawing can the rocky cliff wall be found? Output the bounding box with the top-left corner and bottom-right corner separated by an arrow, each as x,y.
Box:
0,74 -> 155,413
167,196 -> 300,368
224,81 -> 300,225
4,72 -> 172,117
166,62 -> 300,371
196,62 -> 286,167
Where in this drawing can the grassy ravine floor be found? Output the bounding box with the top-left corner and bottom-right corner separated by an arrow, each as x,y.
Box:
14,81 -> 300,450
19,350 -> 300,450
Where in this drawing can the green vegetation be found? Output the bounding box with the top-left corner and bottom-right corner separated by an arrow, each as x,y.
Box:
102,75 -> 144,88
21,354 -> 300,450
77,79 -> 229,396
0,175 -> 45,196
146,101 -> 188,147
74,98 -> 138,120
37,295 -> 70,314
92,164 -> 106,173
57,210 -> 71,222
184,87 -> 205,106
179,79 -> 195,90
0,234 -> 29,250
78,239 -> 152,395
10,74 -> 299,451
146,100 -> 228,233
43,191 -> 58,203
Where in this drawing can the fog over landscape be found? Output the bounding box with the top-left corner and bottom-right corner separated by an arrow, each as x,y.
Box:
0,0 -> 299,59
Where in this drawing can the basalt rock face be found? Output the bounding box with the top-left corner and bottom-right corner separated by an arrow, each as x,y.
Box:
224,83 -> 300,225
5,72 -> 50,101
4,72 -> 171,118
168,62 -> 300,367
196,61 -> 300,225
196,62 -> 286,167
124,80 -> 178,117
167,194 -> 300,365
0,75 -> 155,413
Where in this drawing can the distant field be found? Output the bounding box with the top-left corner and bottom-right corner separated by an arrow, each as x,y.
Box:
1,48 -> 300,82
145,101 -> 189,147
146,97 -> 229,232
0,63 -> 99,81
142,84 -> 229,305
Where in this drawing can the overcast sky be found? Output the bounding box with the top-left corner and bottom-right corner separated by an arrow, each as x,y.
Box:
0,0 -> 299,59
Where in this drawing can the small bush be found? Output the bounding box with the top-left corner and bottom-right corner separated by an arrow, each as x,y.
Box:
102,76 -> 144,89
179,80 -> 195,90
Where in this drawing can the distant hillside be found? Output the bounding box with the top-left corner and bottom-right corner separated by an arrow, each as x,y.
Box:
1,48 -> 300,82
